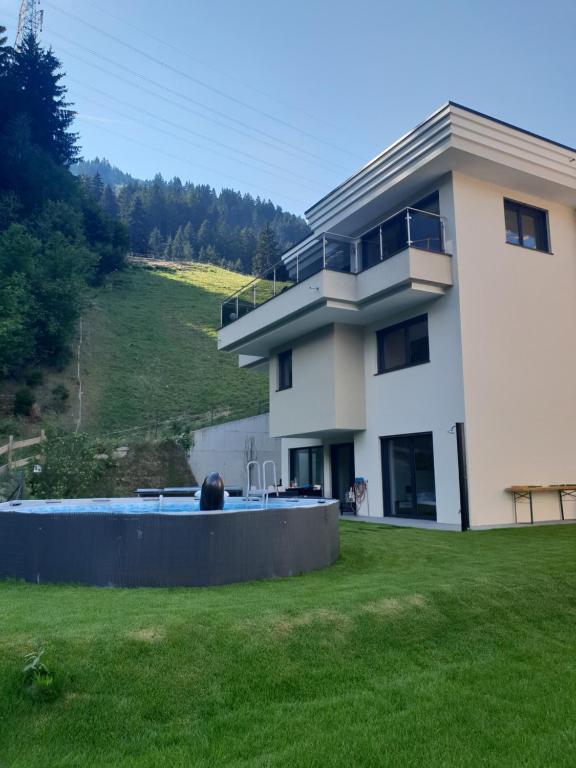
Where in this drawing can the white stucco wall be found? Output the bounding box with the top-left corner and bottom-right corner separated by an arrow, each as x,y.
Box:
453,173 -> 576,525
269,324 -> 366,438
279,177 -> 467,526
354,179 -> 465,525
263,173 -> 576,529
188,413 -> 281,491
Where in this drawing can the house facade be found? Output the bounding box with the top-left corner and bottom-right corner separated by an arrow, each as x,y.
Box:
218,103 -> 576,529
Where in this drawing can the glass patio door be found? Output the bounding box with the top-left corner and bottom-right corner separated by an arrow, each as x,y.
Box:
381,434 -> 436,520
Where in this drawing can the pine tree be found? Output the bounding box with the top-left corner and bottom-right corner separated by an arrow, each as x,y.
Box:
116,185 -> 133,224
252,224 -> 280,274
183,221 -> 195,248
171,226 -> 187,261
163,235 -> 173,261
101,184 -> 118,218
91,172 -> 104,201
128,196 -> 148,254
0,25 -> 12,71
10,33 -> 79,166
147,173 -> 167,236
148,227 -> 164,259
197,219 -> 213,248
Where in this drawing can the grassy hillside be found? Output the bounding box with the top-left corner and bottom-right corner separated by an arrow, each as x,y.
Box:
47,260 -> 267,437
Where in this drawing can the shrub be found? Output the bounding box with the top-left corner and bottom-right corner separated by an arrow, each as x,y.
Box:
25,370 -> 44,387
51,384 -> 70,413
170,420 -> 193,452
52,384 -> 69,401
13,387 -> 35,417
30,430 -> 105,499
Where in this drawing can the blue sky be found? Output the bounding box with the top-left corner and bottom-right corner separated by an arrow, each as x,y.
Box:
1,0 -> 574,215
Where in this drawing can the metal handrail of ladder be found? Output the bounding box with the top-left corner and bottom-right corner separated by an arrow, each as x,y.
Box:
246,460 -> 261,495
262,460 -> 278,498
246,460 -> 278,509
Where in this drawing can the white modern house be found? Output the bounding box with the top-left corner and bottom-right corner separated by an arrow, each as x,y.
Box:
218,103 -> 576,530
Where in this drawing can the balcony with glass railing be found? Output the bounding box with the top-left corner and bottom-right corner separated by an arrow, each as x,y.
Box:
220,207 -> 446,327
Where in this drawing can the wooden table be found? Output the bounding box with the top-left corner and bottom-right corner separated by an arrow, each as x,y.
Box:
505,485 -> 576,524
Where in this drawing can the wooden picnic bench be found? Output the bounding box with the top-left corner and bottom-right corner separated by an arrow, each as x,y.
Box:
505,484 -> 576,524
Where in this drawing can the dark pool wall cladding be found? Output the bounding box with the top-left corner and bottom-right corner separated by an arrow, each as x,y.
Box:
0,503 -> 340,587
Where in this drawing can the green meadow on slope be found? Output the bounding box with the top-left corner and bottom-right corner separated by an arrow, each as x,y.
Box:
59,260 -> 267,437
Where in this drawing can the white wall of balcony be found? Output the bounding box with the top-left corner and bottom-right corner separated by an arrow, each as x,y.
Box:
269,324 -> 365,438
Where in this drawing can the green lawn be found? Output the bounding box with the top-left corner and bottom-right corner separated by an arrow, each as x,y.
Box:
1,522 -> 575,767
32,260 -> 267,438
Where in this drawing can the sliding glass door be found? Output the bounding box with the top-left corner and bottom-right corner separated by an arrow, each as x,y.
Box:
381,433 -> 436,520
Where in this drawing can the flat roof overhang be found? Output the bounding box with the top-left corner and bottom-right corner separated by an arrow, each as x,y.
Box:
218,247 -> 452,357
303,103 -> 576,238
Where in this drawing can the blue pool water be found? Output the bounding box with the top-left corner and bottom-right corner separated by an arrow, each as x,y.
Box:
2,497 -> 328,515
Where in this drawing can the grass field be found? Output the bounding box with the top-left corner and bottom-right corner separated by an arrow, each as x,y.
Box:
8,260 -> 267,439
1,521 -> 575,767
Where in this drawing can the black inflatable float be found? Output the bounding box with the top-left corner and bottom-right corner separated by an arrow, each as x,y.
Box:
200,472 -> 225,510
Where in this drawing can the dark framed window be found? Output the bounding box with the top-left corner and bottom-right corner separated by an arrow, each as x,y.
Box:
289,447 -> 323,488
413,191 -> 440,215
381,433 -> 436,520
504,199 -> 549,252
376,314 -> 429,374
277,350 -> 292,390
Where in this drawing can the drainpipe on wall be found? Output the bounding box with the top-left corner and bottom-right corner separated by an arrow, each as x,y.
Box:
456,422 -> 470,531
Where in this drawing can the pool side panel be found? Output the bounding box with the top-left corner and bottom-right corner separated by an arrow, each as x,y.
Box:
0,503 -> 340,587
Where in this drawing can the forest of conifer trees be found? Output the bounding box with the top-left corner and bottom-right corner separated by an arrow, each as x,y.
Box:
75,159 -> 311,274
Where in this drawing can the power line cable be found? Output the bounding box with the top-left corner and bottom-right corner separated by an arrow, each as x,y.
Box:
76,91 -> 323,193
50,31 -> 348,175
74,117 -> 310,207
81,0 -> 338,131
70,78 -> 326,192
44,0 -> 362,160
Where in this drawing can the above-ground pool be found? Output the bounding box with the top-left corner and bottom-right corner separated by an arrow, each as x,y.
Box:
0,496 -> 340,587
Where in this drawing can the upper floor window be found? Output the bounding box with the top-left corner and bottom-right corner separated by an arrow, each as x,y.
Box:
278,350 -> 292,390
504,199 -> 549,252
413,191 -> 440,215
377,315 -> 429,374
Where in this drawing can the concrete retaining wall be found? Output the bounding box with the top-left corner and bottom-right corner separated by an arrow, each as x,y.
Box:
188,413 -> 281,492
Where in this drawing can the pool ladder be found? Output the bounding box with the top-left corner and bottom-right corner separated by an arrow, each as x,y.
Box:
246,460 -> 278,509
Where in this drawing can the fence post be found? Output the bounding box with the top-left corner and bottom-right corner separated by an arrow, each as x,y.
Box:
406,209 -> 412,247
8,435 -> 13,471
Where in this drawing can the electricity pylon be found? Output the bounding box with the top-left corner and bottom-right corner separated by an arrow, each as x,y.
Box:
15,0 -> 43,49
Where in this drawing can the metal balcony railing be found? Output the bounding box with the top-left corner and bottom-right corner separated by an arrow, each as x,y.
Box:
220,207 -> 445,327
